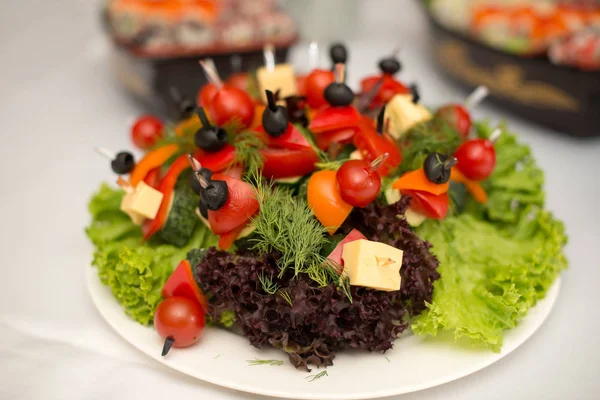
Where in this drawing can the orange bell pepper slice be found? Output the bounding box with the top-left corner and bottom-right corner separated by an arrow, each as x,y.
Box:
392,168 -> 449,196
130,144 -> 179,186
451,167 -> 488,204
251,103 -> 267,130
307,170 -> 353,235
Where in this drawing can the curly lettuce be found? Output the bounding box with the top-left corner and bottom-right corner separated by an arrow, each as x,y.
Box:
86,184 -> 218,325
411,122 -> 568,350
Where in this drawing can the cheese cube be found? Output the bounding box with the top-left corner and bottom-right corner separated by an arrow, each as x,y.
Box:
341,239 -> 403,292
120,181 -> 163,223
384,94 -> 432,139
120,192 -> 146,225
257,64 -> 297,102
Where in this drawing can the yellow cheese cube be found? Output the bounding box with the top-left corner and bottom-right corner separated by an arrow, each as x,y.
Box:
257,64 -> 297,102
384,94 -> 432,139
341,239 -> 403,292
120,192 -> 146,225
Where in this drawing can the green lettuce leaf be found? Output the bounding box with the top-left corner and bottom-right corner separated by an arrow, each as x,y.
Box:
86,183 -> 218,325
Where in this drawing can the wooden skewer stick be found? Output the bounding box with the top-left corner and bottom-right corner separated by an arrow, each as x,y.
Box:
334,63 -> 345,83
308,41 -> 319,70
116,176 -> 134,194
187,154 -> 210,189
465,85 -> 489,110
263,43 -> 276,72
199,59 -> 223,88
94,147 -> 116,161
489,128 -> 502,143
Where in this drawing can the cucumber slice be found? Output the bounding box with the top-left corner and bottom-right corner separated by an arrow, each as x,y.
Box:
156,178 -> 199,247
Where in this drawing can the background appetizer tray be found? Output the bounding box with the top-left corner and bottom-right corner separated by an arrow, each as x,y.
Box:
88,263 -> 561,399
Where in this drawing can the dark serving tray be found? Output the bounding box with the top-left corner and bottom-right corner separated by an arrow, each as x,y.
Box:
424,13 -> 600,137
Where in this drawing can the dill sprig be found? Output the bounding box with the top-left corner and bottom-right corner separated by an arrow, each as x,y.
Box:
247,358 -> 284,367
315,158 -> 349,171
277,290 -> 293,306
306,370 -> 328,382
251,181 -> 329,277
233,130 -> 266,178
397,118 -> 461,175
150,124 -> 195,153
257,272 -> 279,295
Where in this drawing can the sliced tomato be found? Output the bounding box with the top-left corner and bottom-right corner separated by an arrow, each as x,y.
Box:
360,75 -> 410,109
218,222 -> 249,250
162,260 -> 208,313
315,127 -> 358,151
256,124 -> 312,150
307,170 -> 353,235
193,144 -> 236,173
401,189 -> 449,220
309,106 -> 361,134
326,229 -> 367,273
352,127 -> 402,176
143,167 -> 161,189
296,74 -> 307,97
207,174 -> 259,235
143,155 -> 190,240
260,147 -> 319,179
221,165 -> 244,180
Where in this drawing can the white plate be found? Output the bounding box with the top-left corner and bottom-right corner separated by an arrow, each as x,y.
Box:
87,264 -> 560,400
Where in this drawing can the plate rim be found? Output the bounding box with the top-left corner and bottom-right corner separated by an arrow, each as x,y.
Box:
86,263 -> 561,400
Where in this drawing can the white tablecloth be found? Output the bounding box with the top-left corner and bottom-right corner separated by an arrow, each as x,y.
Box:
1,1 -> 599,399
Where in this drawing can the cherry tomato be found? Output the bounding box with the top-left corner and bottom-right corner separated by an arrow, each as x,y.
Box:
207,174 -> 259,234
336,159 -> 382,207
154,296 -> 205,350
307,170 -> 353,235
196,83 -> 219,108
225,72 -> 249,91
305,69 -> 335,109
260,147 -> 319,179
296,74 -> 308,97
131,115 -> 164,150
352,126 -> 402,177
209,86 -> 255,129
360,75 -> 409,109
435,105 -> 471,138
401,189 -> 449,220
454,139 -> 496,181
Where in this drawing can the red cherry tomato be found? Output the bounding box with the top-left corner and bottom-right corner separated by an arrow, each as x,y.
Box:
225,73 -> 249,91
154,296 -> 206,349
207,174 -> 259,234
197,83 -> 219,108
209,86 -> 255,129
360,75 -> 409,110
454,139 -> 496,181
296,74 -> 308,96
131,115 -> 164,150
435,104 -> 471,138
336,159 -> 382,207
305,69 -> 335,109
352,126 -> 402,177
401,189 -> 449,220
260,147 -> 319,179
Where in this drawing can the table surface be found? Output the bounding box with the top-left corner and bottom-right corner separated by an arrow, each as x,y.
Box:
1,1 -> 599,399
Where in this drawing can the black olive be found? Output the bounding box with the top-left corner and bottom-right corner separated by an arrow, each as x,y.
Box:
423,152 -> 457,184
285,95 -> 309,127
200,179 -> 228,211
189,168 -> 213,194
179,98 -> 196,120
329,42 -> 348,65
198,200 -> 208,219
111,151 -> 135,174
262,90 -> 288,137
410,83 -> 420,104
376,105 -> 386,135
194,107 -> 228,152
324,82 -> 354,107
378,57 -> 401,75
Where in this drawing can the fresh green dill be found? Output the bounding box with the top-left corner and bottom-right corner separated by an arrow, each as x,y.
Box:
294,123 -> 319,150
247,358 -> 284,367
306,370 -> 328,382
214,354 -> 221,359
384,356 -> 391,362
150,125 -> 195,153
251,181 -> 329,277
277,290 -> 293,306
315,158 -> 349,171
257,272 -> 279,295
307,256 -> 353,303
397,118 -> 461,175
233,130 -> 266,178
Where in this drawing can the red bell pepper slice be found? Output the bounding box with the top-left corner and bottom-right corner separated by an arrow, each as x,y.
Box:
260,147 -> 319,179
256,123 -> 312,150
315,127 -> 358,151
208,174 -> 259,235
162,260 -> 209,313
193,144 -> 236,173
218,222 -> 249,251
352,127 -> 402,177
142,155 -> 190,240
143,167 -> 161,189
360,75 -> 410,110
309,106 -> 361,134
326,229 -> 367,273
400,189 -> 449,220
